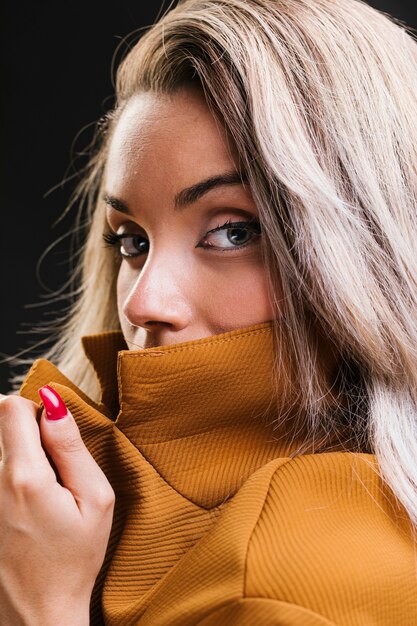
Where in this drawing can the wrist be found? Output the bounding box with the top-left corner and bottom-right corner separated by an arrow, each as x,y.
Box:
34,609 -> 90,626
1,601 -> 90,626
33,603 -> 90,626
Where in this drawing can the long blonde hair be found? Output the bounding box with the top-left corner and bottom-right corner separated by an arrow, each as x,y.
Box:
17,0 -> 417,525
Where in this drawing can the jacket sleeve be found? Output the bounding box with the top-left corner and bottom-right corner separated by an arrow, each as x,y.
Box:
196,598 -> 337,625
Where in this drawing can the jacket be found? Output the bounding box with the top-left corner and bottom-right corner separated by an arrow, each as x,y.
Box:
19,321 -> 417,625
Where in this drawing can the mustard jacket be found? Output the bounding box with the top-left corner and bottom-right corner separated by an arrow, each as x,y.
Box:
19,322 -> 417,625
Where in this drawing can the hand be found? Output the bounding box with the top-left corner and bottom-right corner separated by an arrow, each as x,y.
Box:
0,386 -> 115,626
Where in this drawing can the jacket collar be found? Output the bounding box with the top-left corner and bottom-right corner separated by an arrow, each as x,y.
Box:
81,321 -> 303,507
82,321 -> 281,423
19,323 -> 367,508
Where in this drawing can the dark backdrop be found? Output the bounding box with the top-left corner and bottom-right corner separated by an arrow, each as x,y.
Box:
1,1 -> 416,392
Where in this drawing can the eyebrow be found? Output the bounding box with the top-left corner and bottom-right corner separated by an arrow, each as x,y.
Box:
103,170 -> 249,215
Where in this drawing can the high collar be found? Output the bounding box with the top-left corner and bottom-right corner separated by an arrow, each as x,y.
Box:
81,322 -> 280,423
81,322 -> 301,508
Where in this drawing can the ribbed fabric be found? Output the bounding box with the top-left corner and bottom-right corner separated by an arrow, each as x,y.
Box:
19,321 -> 417,625
197,598 -> 340,625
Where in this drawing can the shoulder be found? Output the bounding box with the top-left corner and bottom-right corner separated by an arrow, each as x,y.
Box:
144,452 -> 417,625
241,452 -> 416,625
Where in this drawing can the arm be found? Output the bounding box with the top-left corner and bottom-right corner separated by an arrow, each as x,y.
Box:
0,388 -> 115,626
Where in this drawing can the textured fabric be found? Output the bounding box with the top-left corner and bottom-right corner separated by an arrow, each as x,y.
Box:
19,321 -> 417,625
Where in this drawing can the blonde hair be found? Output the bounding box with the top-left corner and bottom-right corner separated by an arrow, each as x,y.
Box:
16,0 -> 417,525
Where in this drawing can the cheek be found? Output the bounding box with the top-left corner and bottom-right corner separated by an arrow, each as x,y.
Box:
116,265 -> 131,329
116,265 -> 150,348
201,259 -> 276,327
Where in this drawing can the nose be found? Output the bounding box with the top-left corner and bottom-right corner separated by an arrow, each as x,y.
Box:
120,258 -> 193,333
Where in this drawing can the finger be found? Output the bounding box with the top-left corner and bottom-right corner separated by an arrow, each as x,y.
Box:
0,394 -> 47,466
38,386 -> 115,513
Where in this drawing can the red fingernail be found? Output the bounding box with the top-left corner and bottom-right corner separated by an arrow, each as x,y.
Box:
38,385 -> 68,420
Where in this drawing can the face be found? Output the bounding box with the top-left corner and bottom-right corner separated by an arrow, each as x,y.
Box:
104,87 -> 277,349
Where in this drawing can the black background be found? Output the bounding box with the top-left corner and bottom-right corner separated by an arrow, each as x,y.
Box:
1,1 -> 416,392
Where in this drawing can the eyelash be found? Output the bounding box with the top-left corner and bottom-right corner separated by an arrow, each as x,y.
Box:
102,219 -> 262,259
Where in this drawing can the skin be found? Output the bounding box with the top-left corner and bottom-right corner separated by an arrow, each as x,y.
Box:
0,395 -> 115,625
0,87 -> 279,623
104,87 -> 277,349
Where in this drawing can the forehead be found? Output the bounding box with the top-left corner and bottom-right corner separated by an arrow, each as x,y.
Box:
104,89 -> 238,193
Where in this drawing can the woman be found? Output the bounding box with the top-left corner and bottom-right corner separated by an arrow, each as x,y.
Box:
1,0 -> 416,623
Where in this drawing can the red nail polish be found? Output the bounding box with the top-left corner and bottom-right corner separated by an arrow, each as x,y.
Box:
38,385 -> 68,420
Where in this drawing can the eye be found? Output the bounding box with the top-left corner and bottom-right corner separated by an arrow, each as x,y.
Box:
196,219 -> 261,251
103,232 -> 149,258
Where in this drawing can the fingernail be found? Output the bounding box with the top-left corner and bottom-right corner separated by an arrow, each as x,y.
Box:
38,385 -> 68,421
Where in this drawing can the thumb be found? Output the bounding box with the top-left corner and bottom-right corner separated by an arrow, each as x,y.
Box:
38,385 -> 114,512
